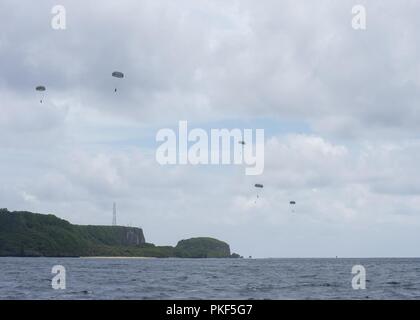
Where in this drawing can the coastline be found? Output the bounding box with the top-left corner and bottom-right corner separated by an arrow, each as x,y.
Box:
80,256 -> 157,259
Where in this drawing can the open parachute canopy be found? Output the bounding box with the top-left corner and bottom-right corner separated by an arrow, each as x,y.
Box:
254,184 -> 264,188
35,85 -> 46,103
112,71 -> 124,78
290,201 -> 296,205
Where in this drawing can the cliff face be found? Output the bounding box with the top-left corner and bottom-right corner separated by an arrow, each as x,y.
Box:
126,228 -> 145,245
77,225 -> 146,247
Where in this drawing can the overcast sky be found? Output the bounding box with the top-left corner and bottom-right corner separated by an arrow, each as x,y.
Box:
1,0 -> 420,257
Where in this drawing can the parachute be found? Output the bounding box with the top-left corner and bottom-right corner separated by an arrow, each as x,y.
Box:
237,140 -> 246,159
112,71 -> 124,92
35,85 -> 46,103
254,184 -> 264,203
289,200 -> 296,212
112,71 -> 124,78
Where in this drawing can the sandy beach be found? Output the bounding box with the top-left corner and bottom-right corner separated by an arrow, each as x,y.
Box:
80,256 -> 156,259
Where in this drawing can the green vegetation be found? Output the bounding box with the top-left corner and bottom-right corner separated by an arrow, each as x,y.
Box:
175,237 -> 231,258
0,209 -> 239,258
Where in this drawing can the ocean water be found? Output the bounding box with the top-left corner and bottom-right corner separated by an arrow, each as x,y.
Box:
0,257 -> 419,299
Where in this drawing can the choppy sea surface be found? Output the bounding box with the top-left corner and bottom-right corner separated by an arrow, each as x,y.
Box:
0,257 -> 419,299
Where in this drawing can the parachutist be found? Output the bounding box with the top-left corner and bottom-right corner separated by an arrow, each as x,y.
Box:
112,71 -> 124,93
254,184 -> 263,203
36,85 -> 46,104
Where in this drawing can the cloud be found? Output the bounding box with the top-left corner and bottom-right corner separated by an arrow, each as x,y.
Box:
2,0 -> 420,131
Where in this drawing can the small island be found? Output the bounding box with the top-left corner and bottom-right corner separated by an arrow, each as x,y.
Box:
0,208 -> 241,258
